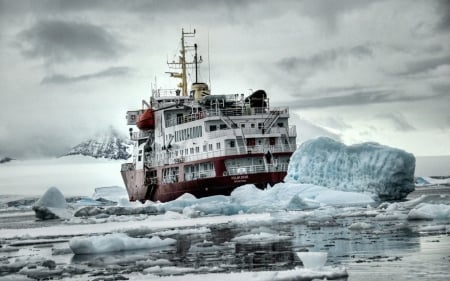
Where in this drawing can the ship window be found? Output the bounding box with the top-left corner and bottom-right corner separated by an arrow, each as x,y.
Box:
185,148 -> 188,155
277,122 -> 284,127
190,147 -> 194,154
210,125 -> 217,132
230,140 -> 235,148
220,124 -> 227,130
241,123 -> 245,128
258,123 -> 263,129
195,147 -> 199,153
138,155 -> 142,162
251,123 -> 255,128
216,142 -> 221,149
270,137 -> 276,145
203,145 -> 207,152
209,144 -> 213,151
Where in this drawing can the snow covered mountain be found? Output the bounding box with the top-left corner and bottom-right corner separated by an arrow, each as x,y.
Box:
64,128 -> 132,160
0,156 -> 13,164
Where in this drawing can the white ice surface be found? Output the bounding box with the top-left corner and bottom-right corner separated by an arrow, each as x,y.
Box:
407,203 -> 450,220
415,176 -> 450,186
0,156 -> 124,196
69,233 -> 176,254
285,137 -> 415,200
231,232 -> 291,243
296,251 -> 328,269
91,186 -> 128,202
0,212 -> 272,239
158,183 -> 374,217
127,266 -> 348,281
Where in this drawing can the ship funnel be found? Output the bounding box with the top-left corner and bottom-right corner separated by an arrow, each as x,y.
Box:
191,82 -> 210,101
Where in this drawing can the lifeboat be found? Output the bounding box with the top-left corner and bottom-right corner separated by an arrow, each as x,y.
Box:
136,109 -> 155,130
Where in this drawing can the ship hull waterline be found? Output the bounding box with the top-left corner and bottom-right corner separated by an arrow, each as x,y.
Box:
121,170 -> 287,203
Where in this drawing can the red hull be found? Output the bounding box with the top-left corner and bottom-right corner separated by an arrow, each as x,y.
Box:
121,169 -> 286,203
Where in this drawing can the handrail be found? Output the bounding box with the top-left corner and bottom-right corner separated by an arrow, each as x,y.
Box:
164,107 -> 290,128
145,144 -> 296,167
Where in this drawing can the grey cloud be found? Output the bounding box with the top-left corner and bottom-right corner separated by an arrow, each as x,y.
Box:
297,0 -> 382,31
431,82 -> 450,96
375,113 -> 415,131
397,55 -> 450,76
17,20 -> 124,63
286,89 -> 447,109
434,0 -> 450,32
278,45 -> 373,74
41,67 -> 132,84
287,90 -> 393,109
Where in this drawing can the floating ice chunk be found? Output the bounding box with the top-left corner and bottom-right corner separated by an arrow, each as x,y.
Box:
32,187 -> 72,220
415,176 -> 450,186
407,203 -> 450,220
286,194 -> 320,210
132,266 -> 348,280
285,137 -> 415,200
296,251 -> 328,269
348,222 -> 375,230
92,186 -> 128,203
69,233 -> 176,254
232,232 -> 291,243
143,266 -> 193,275
0,274 -> 35,281
18,266 -> 63,280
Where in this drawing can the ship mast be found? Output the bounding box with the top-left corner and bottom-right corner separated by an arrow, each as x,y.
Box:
167,28 -> 196,96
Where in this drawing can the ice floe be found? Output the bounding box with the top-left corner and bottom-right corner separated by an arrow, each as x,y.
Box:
69,233 -> 176,254
407,203 -> 450,220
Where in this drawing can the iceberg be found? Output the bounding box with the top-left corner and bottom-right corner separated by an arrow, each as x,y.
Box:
285,137 -> 416,200
32,187 -> 72,220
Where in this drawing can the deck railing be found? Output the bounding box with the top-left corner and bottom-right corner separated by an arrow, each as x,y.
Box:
146,143 -> 296,167
164,107 -> 289,128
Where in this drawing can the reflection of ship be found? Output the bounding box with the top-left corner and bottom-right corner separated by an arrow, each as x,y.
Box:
121,29 -> 297,202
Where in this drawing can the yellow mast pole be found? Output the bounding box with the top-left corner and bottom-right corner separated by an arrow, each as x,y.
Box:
180,28 -> 187,96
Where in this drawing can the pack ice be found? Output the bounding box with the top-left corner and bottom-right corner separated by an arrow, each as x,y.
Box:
285,137 -> 415,200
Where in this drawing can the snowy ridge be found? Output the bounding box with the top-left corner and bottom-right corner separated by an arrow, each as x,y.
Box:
65,128 -> 131,160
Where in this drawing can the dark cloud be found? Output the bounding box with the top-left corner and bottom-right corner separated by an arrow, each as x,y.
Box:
431,82 -> 450,96
397,55 -> 450,76
434,0 -> 450,32
41,66 -> 132,84
278,45 -> 373,74
287,90 -> 392,109
375,113 -> 415,131
286,89 -> 447,109
17,20 -> 124,63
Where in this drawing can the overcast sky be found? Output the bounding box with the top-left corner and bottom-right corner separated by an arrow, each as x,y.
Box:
0,0 -> 449,158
